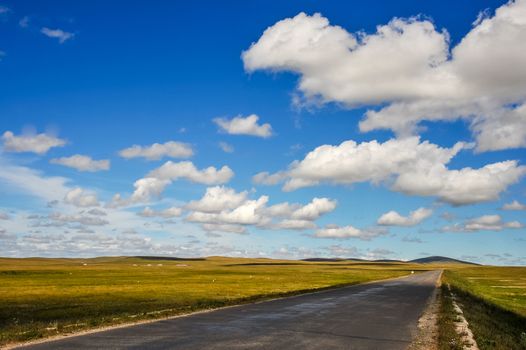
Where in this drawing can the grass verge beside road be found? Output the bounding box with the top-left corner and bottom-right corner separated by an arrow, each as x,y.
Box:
440,267 -> 526,350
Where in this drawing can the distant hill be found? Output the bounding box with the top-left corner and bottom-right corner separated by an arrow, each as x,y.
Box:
409,256 -> 480,265
302,258 -> 347,262
301,256 -> 480,265
134,256 -> 206,261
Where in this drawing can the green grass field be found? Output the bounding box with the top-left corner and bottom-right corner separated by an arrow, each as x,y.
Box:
0,256 -> 423,346
442,267 -> 526,350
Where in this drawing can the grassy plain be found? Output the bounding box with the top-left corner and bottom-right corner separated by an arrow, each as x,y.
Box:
0,256 -> 423,346
442,267 -> 526,350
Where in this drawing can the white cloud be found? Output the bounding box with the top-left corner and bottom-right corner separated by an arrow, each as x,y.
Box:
0,159 -> 70,202
214,114 -> 273,138
377,207 -> 432,226
243,13 -> 450,105
443,214 -> 523,232
51,154 -> 110,172
41,27 -> 74,43
119,141 -> 194,160
282,137 -> 466,191
243,1 -> 526,151
314,225 -> 387,240
289,197 -> 337,220
0,5 -> 10,14
218,142 -> 234,153
392,160 -> 525,206
64,188 -> 99,207
138,206 -> 182,218
0,212 -> 9,220
110,161 -> 234,207
255,137 -> 525,205
134,178 -> 170,203
201,223 -> 247,234
186,186 -> 248,213
149,161 -> 234,185
2,131 -> 66,154
188,196 -> 269,226
502,200 -> 526,210
47,212 -> 109,226
252,171 -> 288,185
185,186 -> 336,233
273,219 -> 317,230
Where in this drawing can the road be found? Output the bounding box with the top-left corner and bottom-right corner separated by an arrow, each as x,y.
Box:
17,270 -> 441,350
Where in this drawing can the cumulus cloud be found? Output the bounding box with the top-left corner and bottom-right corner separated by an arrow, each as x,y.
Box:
186,186 -> 248,213
64,188 -> 99,207
2,131 -> 66,154
392,160 -> 525,206
109,177 -> 170,207
377,207 -> 432,226
185,186 -> 336,233
502,200 -> 526,210
149,161 -> 234,185
119,141 -> 193,160
138,206 -> 183,218
289,197 -> 337,220
214,114 -> 273,138
243,1 -> 526,151
110,161 -> 234,207
314,225 -> 387,240
50,155 -> 110,172
443,214 -> 523,232
41,27 -> 74,43
281,137 -> 466,191
255,137 -> 525,205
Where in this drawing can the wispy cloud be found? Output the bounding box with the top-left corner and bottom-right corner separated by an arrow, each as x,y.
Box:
19,16 -> 29,28
218,142 -> 234,153
41,27 -> 74,43
0,5 -> 10,14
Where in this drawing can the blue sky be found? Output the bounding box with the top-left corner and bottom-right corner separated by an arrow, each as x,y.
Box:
0,0 -> 525,264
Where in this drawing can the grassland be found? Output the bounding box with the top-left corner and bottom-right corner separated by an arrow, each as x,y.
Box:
441,267 -> 526,350
0,256 -> 423,346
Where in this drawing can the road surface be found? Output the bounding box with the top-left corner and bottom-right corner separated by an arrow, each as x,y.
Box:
17,270 -> 441,350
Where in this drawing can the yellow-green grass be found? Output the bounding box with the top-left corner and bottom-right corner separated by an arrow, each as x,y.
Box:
442,267 -> 526,349
0,256 -> 423,346
444,267 -> 526,317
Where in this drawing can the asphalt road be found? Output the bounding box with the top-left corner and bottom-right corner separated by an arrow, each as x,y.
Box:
18,270 -> 441,350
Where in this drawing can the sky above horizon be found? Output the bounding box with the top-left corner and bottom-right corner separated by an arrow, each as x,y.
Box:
1,0 -> 525,265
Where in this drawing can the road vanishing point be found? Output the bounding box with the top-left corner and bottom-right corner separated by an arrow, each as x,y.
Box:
17,270 -> 441,350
